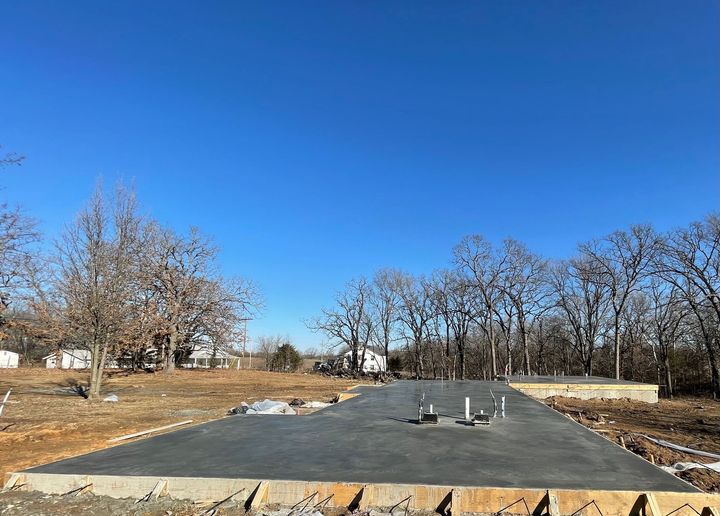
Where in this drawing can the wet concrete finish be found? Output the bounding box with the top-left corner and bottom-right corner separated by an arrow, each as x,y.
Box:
29,380 -> 694,492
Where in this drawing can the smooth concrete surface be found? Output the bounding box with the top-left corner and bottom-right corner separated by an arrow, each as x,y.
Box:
28,380 -> 692,492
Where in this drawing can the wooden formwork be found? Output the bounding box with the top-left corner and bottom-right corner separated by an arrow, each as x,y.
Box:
5,472 -> 719,515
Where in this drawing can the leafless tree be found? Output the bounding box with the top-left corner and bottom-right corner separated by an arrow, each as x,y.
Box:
0,206 -> 39,320
654,214 -> 720,397
0,146 -> 24,169
256,335 -> 286,370
581,225 -> 657,379
51,185 -> 142,398
647,279 -> 687,398
395,273 -> 434,378
308,277 -> 372,372
369,268 -> 402,368
550,255 -> 611,376
453,235 -> 506,378
501,239 -> 549,375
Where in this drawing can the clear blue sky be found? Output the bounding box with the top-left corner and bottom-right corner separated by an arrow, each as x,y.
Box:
1,2 -> 718,350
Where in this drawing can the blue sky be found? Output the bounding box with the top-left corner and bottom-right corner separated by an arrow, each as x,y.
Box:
1,1 -> 718,350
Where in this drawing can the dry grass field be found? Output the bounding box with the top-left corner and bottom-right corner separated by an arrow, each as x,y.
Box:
0,368 -> 362,477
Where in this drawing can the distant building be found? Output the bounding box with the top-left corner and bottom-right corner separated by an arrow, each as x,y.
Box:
340,347 -> 386,373
43,349 -> 92,369
183,346 -> 237,369
0,350 -> 19,368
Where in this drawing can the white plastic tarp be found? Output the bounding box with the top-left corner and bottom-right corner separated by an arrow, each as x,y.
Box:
244,399 -> 296,415
660,462 -> 720,474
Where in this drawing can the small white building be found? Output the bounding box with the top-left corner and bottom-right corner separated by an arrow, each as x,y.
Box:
44,349 -> 92,369
183,346 -> 237,369
0,350 -> 19,368
341,347 -> 386,373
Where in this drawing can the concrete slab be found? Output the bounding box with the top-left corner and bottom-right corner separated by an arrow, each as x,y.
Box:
505,376 -> 660,403
503,375 -> 650,385
26,380 -> 692,492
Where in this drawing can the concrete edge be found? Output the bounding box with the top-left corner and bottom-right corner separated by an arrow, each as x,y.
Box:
521,389 -> 701,493
5,473 -> 718,515
511,383 -> 658,391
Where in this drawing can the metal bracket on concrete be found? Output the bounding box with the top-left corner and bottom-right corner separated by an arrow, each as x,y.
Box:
136,479 -> 168,503
202,487 -> 246,515
389,494 -> 413,515
631,493 -> 661,516
348,485 -> 368,511
532,490 -> 560,516
63,482 -> 93,497
288,490 -> 318,515
2,473 -> 25,492
245,481 -> 269,510
435,489 -> 453,516
470,413 -> 491,425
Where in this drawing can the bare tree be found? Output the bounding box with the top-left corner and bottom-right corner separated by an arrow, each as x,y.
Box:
146,226 -> 217,373
453,236 -> 506,378
308,277 -> 372,372
0,206 -> 39,319
581,225 -> 657,379
0,146 -> 24,168
395,273 -> 434,379
369,268 -> 402,369
655,214 -> 720,398
256,335 -> 285,370
647,279 -> 687,398
52,185 -> 142,398
550,255 -> 611,376
501,239 -> 549,375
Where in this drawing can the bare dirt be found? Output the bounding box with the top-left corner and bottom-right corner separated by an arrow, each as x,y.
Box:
545,395 -> 720,492
0,368 -> 362,478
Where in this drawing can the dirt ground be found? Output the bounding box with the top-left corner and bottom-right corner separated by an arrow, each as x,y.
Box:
0,368 -> 362,478
545,396 -> 720,492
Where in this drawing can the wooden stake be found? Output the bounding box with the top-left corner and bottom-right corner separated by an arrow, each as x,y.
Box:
108,420 -> 193,442
0,389 -> 12,417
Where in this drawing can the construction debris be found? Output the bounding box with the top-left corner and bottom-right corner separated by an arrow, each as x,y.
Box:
661,462 -> 720,474
641,435 -> 720,461
228,399 -> 297,415
303,401 -> 332,409
103,394 -> 119,403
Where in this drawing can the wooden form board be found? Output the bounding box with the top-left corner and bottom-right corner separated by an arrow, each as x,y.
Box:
9,472 -> 718,515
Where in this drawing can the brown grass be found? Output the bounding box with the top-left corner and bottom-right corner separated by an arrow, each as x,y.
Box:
0,368 -> 362,477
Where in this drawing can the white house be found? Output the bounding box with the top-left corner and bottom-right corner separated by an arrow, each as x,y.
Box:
0,350 -> 19,368
341,347 -> 386,373
44,349 -> 92,369
183,346 -> 237,369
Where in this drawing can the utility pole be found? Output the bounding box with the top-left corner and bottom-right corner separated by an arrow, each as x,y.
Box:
239,318 -> 251,369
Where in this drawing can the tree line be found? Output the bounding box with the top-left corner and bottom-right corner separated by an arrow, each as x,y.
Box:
0,174 -> 261,398
309,215 -> 720,398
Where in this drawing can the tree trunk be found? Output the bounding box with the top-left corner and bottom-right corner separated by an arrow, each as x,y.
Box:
489,322 -> 497,379
522,329 -> 531,376
88,341 -> 100,399
664,355 -> 673,399
614,320 -> 621,380
165,327 -> 178,373
707,339 -> 720,400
